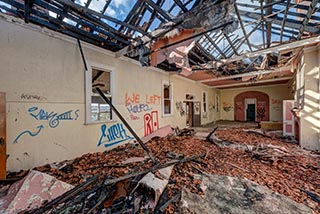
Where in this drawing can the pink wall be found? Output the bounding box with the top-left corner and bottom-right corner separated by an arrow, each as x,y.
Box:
234,91 -> 270,121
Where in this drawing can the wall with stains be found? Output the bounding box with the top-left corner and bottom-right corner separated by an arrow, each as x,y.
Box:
219,84 -> 291,122
0,18 -> 217,171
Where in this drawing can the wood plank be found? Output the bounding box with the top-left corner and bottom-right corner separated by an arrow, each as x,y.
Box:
0,92 -> 6,179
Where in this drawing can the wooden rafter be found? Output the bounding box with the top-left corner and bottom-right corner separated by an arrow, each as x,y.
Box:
144,0 -> 173,21
297,0 -> 319,39
234,1 -> 252,51
54,0 -> 149,36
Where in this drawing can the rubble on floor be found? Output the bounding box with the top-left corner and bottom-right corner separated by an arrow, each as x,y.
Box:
1,127 -> 319,213
180,174 -> 313,214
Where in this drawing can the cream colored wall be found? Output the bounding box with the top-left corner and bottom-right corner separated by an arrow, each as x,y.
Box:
0,18 -> 217,171
298,47 -> 320,151
219,84 -> 291,121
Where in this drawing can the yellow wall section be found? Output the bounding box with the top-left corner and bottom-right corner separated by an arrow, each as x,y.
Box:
220,84 -> 291,122
0,18 -> 218,171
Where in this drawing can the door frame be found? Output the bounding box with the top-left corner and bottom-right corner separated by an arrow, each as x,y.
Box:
0,92 -> 6,179
245,98 -> 256,121
283,100 -> 295,136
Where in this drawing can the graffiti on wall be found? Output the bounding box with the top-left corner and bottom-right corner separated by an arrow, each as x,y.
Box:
175,101 -> 185,116
13,125 -> 44,144
271,99 -> 282,112
144,111 -> 159,137
125,93 -> 161,115
28,107 -> 79,128
13,107 -> 80,144
21,94 -> 47,101
129,114 -> 140,120
257,101 -> 267,121
98,123 -> 133,148
235,101 -> 243,111
208,102 -> 215,112
222,102 -> 233,112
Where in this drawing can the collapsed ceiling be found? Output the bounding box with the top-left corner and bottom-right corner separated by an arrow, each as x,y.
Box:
1,0 -> 320,87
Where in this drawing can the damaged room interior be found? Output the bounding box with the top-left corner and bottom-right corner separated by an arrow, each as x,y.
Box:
0,0 -> 320,213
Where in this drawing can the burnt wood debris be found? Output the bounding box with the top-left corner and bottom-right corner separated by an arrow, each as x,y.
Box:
0,127 -> 318,213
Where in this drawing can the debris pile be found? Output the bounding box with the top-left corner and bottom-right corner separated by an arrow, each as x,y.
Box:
2,127 -> 319,213
180,174 -> 313,214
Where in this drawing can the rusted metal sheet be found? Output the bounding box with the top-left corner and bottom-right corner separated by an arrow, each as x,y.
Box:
0,92 -> 6,179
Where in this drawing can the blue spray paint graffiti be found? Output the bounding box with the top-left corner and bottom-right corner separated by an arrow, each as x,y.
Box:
98,123 -> 133,148
13,125 -> 44,144
126,103 -> 152,114
13,107 -> 80,144
28,107 -> 79,128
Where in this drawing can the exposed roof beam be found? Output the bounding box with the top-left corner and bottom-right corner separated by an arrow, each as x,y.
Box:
101,0 -> 111,14
223,32 -> 239,56
260,0 -> 266,48
195,42 -> 216,61
200,65 -> 292,83
297,0 -> 319,39
33,0 -> 129,44
279,1 -> 319,11
54,0 -> 149,36
144,0 -> 173,21
204,34 -> 227,58
255,0 -> 285,10
234,2 -> 252,51
235,22 -> 262,52
265,0 -> 273,47
118,1 -> 144,34
272,8 -> 320,22
173,0 -> 188,12
280,0 -> 291,43
24,0 -> 34,23
221,35 -> 320,64
239,9 -> 320,33
212,77 -> 292,88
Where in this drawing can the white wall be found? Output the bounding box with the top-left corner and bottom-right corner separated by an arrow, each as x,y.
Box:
0,17 -> 218,171
298,46 -> 320,151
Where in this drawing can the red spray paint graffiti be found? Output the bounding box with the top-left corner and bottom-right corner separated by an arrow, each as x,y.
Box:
144,111 -> 159,136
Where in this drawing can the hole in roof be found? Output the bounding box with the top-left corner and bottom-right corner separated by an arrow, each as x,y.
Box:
0,1 -> 11,13
108,0 -> 135,21
75,0 -> 88,7
88,0 -> 105,13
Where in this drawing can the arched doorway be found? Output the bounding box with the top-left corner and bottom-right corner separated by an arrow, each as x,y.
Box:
234,91 -> 269,122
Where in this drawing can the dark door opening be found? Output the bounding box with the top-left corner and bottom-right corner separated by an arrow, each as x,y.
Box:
186,102 -> 193,127
246,104 -> 256,121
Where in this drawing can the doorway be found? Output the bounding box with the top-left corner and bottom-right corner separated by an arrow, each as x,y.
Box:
245,98 -> 256,121
186,102 -> 193,127
186,101 -> 201,127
